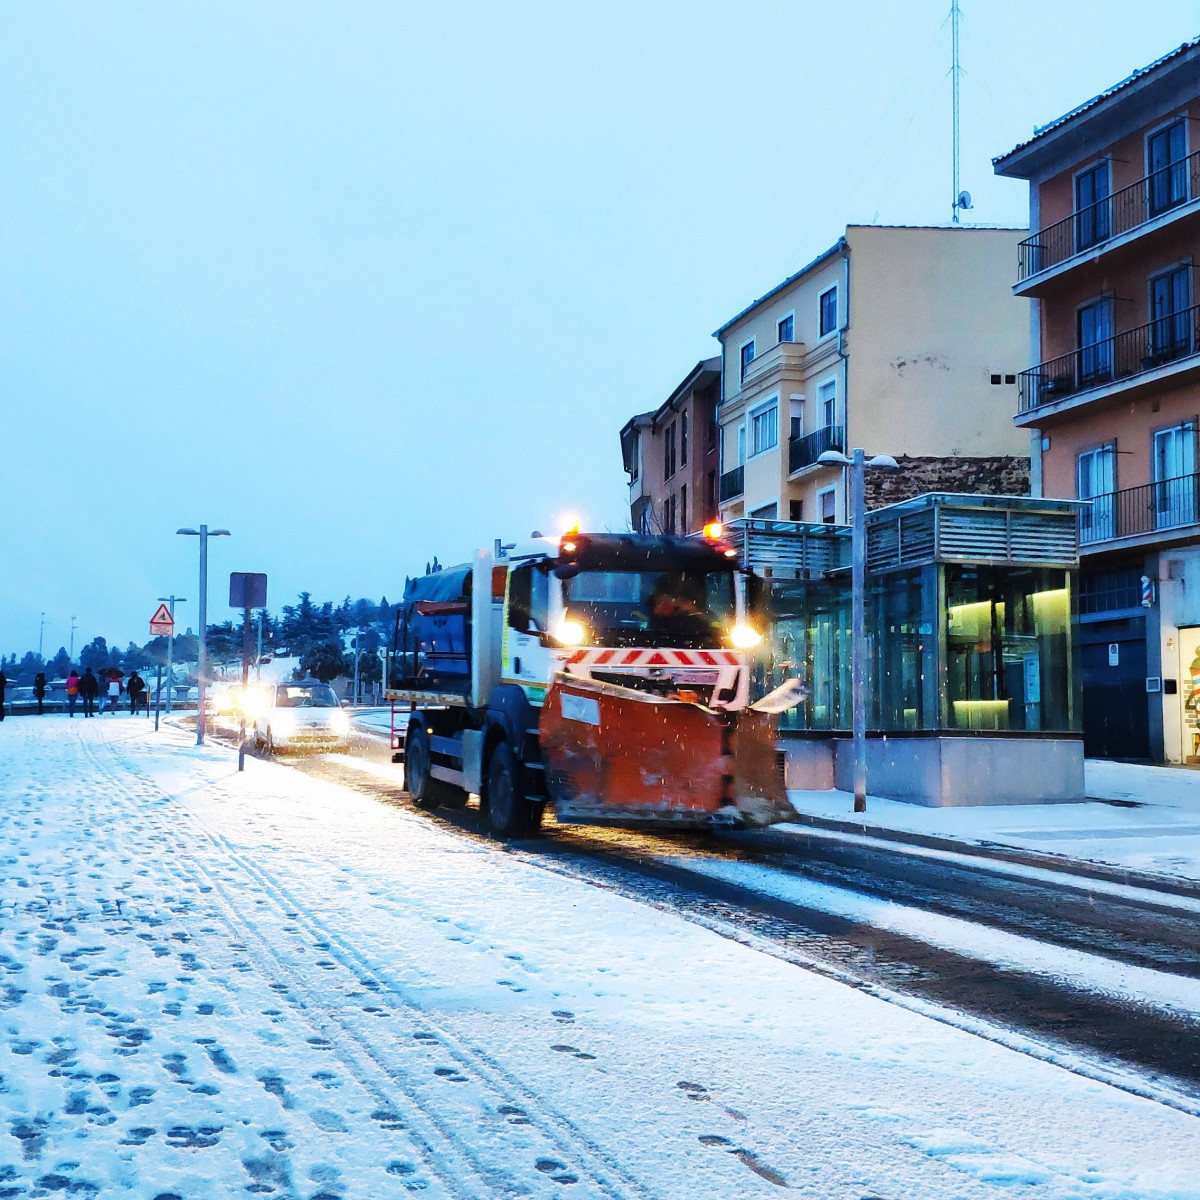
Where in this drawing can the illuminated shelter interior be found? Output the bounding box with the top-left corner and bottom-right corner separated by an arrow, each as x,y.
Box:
730,493 -> 1084,737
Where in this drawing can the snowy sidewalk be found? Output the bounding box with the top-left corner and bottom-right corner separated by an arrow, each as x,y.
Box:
1,717 -> 1199,1198
786,759 -> 1200,888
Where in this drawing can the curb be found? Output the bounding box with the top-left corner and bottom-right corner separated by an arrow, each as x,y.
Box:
758,812 -> 1200,903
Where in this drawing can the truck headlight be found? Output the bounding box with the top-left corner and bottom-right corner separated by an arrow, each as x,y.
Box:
730,624 -> 763,649
330,710 -> 351,735
552,616 -> 587,646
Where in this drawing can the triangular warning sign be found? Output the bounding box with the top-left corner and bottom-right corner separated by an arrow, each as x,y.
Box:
149,603 -> 175,628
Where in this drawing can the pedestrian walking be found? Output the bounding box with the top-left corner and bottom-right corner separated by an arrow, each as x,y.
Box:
65,669 -> 80,717
0,668 -> 6,721
127,671 -> 146,716
33,672 -> 47,715
79,667 -> 98,717
105,671 -> 122,715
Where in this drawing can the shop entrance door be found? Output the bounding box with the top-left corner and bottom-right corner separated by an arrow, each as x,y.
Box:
1178,626 -> 1200,762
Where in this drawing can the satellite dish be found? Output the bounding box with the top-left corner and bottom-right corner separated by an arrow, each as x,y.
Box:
957,190 -> 973,211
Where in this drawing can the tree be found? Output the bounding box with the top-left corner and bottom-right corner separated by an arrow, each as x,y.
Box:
47,647 -> 72,679
300,641 -> 351,683
122,641 -> 152,672
16,651 -> 44,685
79,638 -> 109,673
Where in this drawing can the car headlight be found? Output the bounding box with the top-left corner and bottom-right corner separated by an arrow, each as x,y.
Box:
272,710 -> 296,734
329,710 -> 350,735
239,686 -> 269,719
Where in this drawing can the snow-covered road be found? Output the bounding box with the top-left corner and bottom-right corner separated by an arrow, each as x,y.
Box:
1,717 -> 1199,1199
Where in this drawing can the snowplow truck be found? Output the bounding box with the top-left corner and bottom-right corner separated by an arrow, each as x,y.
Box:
384,529 -> 801,837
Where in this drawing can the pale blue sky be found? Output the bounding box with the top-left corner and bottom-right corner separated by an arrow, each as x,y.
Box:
2,1 -> 1195,654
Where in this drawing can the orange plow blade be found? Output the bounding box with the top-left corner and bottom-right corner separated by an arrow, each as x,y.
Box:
540,674 -> 796,828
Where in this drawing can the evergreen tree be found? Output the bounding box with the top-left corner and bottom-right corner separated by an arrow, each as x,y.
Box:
300,641 -> 351,683
16,651 -> 44,685
47,647 -> 72,678
79,637 -> 109,673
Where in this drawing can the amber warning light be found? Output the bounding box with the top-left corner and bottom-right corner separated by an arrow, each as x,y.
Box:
702,521 -> 723,540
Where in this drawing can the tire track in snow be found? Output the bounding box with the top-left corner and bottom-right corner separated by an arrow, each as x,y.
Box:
93,729 -> 656,1200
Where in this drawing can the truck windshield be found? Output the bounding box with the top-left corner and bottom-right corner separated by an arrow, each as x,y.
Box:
276,684 -> 340,708
562,569 -> 736,648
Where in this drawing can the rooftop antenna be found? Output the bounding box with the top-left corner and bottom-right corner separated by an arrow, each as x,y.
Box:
950,0 -> 969,223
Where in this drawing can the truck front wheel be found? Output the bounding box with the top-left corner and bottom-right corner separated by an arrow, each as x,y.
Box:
404,721 -> 442,810
486,742 -> 532,837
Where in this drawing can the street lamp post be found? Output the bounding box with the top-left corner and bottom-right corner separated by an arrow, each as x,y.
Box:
176,526 -> 230,745
157,595 -> 187,714
817,447 -> 897,813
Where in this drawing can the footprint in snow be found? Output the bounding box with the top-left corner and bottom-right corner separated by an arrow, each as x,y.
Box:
497,1105 -> 531,1126
535,1158 -> 579,1185
551,1045 -> 596,1061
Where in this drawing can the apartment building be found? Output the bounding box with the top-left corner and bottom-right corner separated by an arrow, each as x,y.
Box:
620,357 -> 721,534
713,225 -> 1031,528
994,38 -> 1200,763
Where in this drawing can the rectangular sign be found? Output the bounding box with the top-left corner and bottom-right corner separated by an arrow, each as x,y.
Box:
560,692 -> 601,726
229,572 -> 268,609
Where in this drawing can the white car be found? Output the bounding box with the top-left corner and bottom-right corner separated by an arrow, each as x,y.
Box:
252,680 -> 351,754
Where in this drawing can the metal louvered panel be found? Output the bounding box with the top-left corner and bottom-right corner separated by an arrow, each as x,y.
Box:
937,510 -> 1012,561
724,519 -> 850,575
897,511 -> 936,566
1009,512 -> 1079,564
862,494 -> 1083,571
867,522 -> 899,572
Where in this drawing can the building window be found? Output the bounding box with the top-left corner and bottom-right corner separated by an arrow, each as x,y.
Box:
680,411 -> 689,467
1074,161 -> 1110,251
789,499 -> 803,521
1150,265 -> 1192,362
664,423 -> 676,480
740,339 -> 756,379
629,433 -> 639,482
1079,567 -> 1142,616
1076,444 -> 1115,542
1076,297 -> 1113,385
751,404 -> 778,456
818,379 -> 837,428
819,287 -> 838,338
750,503 -> 778,519
663,493 -> 677,534
1153,421 -> 1198,529
819,487 -> 836,524
1148,119 -> 1187,217
737,425 -> 746,465
777,313 -> 794,343
707,470 -> 716,514
707,401 -> 717,451
679,484 -> 688,533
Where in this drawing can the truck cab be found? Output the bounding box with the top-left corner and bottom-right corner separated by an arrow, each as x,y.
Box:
386,528 -> 761,836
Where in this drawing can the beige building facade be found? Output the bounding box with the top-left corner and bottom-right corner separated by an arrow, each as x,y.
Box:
714,225 -> 1032,525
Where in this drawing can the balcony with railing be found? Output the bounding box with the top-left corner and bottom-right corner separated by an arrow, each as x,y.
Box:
1017,303 -> 1200,418
719,465 -> 744,502
788,424 -> 844,474
739,338 -> 807,390
1017,149 -> 1200,290
1080,472 -> 1200,548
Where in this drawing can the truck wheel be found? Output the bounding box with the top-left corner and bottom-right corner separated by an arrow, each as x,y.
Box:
486,741 -> 532,837
404,722 -> 441,809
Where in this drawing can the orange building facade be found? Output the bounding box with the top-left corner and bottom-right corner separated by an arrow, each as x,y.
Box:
995,39 -> 1200,762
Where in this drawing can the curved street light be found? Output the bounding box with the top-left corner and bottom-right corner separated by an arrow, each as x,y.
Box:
177,526 -> 231,745
817,447 -> 898,813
